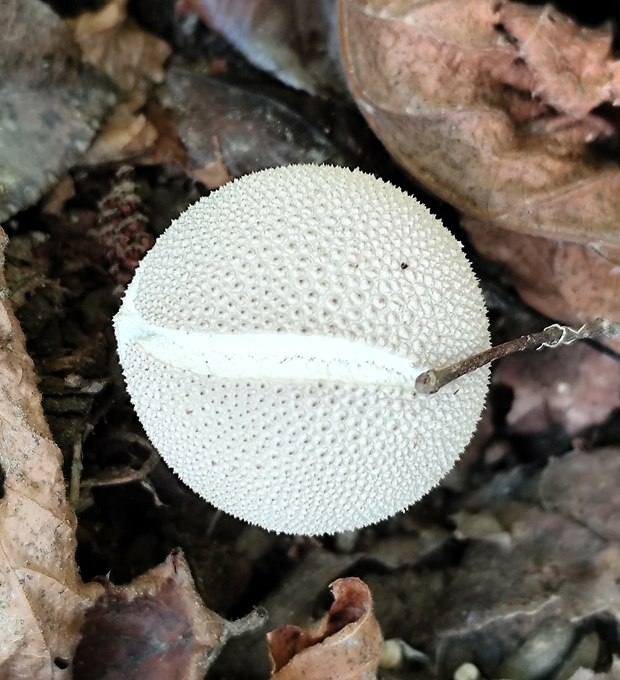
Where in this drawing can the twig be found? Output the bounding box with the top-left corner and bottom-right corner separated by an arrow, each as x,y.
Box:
415,318 -> 619,395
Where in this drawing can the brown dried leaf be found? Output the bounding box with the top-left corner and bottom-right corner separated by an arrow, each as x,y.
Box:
0,0 -> 116,221
192,159 -> 234,191
268,577 -> 383,680
216,548 -> 365,679
81,94 -> 159,165
497,3 -> 620,118
73,552 -> 265,680
493,343 -> 620,435
137,103 -> 189,169
217,538 -> 439,679
86,100 -> 188,168
0,229 -> 102,678
339,0 -> 620,324
69,0 -> 171,92
463,218 -> 620,325
178,0 -> 347,96
340,0 -> 620,238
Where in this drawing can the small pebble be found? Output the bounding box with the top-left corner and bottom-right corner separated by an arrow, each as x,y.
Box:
454,661 -> 481,680
381,639 -> 403,670
379,638 -> 431,670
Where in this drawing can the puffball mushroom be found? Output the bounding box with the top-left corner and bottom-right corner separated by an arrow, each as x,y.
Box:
114,165 -> 490,535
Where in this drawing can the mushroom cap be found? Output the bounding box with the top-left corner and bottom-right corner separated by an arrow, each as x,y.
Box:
114,165 -> 490,535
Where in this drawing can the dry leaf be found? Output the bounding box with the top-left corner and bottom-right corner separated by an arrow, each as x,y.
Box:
540,448 -> 620,543
177,0 -> 347,96
463,218 -> 620,326
81,94 -> 159,165
268,577 -> 383,680
339,0 -> 620,239
216,548 -> 366,679
69,0 -> 171,92
339,0 -> 620,324
164,66 -> 345,182
430,467 -> 620,678
137,103 -> 189,169
73,552 -> 265,680
69,0 -> 173,166
216,537 -> 442,679
192,158 -> 234,191
431,508 -> 618,678
0,0 -> 116,221
497,3 -> 620,119
364,447 -> 620,678
493,342 -> 620,435
0,228 -> 103,678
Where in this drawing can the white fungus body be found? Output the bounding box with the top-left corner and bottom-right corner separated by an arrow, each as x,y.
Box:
114,165 -> 490,535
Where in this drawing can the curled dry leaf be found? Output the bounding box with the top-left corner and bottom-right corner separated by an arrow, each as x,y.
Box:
268,577 -> 383,680
216,547 -> 370,679
177,0 -> 347,97
340,0 -> 620,324
0,228 -> 103,678
217,537 -> 438,679
73,552 -> 266,680
0,0 -> 116,221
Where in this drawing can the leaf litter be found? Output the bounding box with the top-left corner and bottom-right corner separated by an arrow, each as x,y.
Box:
0,231 -> 102,677
2,0 -> 620,679
0,0 -> 116,222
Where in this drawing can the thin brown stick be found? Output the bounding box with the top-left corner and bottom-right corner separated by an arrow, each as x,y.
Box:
415,318 -> 618,395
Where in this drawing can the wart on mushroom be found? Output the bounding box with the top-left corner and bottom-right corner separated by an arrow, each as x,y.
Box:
113,164 -> 491,535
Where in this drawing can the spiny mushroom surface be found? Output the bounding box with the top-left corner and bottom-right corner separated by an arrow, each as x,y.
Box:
114,165 -> 490,535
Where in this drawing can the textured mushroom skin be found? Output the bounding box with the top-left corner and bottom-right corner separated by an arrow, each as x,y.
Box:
114,165 -> 490,535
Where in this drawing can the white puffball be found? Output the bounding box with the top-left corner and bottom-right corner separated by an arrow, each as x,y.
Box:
114,165 -> 490,535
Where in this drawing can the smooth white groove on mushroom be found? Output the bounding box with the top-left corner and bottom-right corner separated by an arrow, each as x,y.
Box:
114,164 -> 490,535
117,274 -> 423,385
